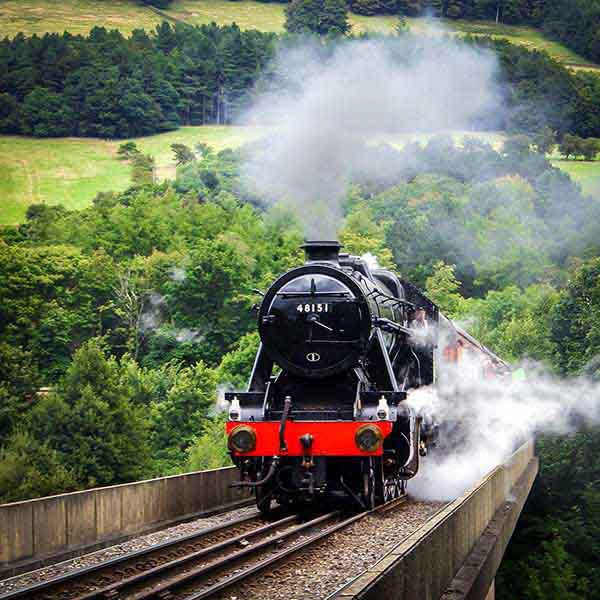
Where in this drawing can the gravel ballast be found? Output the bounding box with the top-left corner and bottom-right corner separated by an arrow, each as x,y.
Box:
0,500 -> 444,600
213,499 -> 444,600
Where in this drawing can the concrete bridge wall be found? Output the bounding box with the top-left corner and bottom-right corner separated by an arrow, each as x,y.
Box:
0,466 -> 249,577
331,441 -> 538,600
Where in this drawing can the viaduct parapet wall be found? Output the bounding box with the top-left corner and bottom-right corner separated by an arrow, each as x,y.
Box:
0,466 -> 250,577
1,442 -> 537,600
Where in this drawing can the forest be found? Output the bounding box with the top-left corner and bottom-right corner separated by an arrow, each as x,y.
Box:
3,20 -> 600,139
0,23 -> 276,137
262,0 -> 600,68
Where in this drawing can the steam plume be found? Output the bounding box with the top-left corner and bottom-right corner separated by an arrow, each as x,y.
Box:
407,359 -> 600,501
240,35 -> 501,237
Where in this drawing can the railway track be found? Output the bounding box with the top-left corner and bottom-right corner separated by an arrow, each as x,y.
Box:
0,496 -> 407,600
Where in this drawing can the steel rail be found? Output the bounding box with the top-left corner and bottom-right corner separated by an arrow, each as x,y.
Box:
2,496 -> 409,600
119,510 -> 340,600
71,513 -> 304,600
0,510 -> 263,600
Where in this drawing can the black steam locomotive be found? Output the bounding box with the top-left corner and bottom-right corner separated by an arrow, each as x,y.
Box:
226,241 -> 506,512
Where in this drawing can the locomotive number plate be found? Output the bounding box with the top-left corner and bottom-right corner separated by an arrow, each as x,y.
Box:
296,303 -> 330,313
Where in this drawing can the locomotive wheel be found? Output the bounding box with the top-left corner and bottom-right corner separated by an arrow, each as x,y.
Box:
383,476 -> 402,502
255,485 -> 273,516
362,459 -> 376,510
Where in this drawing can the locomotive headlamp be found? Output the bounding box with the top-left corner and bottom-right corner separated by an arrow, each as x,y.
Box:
228,425 -> 257,453
229,396 -> 241,421
377,395 -> 390,420
355,424 -> 384,453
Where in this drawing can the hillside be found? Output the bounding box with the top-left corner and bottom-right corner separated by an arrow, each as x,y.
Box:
0,129 -> 499,224
2,0 -> 598,72
2,126 -> 599,225
0,127 -> 261,225
551,159 -> 600,197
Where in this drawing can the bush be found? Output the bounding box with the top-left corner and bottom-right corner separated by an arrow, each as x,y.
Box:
149,360 -> 218,470
0,431 -> 77,503
117,142 -> 140,160
29,340 -> 152,487
217,332 -> 260,389
285,0 -> 350,36
186,416 -> 232,471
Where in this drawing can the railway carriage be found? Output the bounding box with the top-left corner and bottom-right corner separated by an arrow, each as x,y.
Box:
226,241 -> 508,513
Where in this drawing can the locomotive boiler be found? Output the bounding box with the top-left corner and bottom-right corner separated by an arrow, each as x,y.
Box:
225,241 -> 507,513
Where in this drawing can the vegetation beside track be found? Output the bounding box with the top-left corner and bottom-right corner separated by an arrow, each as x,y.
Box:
1,2 -> 600,597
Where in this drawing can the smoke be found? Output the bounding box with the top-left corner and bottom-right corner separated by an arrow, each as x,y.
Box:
361,252 -> 381,270
208,384 -> 234,417
169,267 -> 187,282
240,35 -> 502,237
139,292 -> 205,344
407,359 -> 600,501
140,292 -> 167,331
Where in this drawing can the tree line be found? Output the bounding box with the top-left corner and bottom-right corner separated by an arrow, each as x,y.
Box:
0,23 -> 275,138
2,22 -> 600,141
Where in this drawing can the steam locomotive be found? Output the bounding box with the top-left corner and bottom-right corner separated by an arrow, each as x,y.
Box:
225,241 -> 508,512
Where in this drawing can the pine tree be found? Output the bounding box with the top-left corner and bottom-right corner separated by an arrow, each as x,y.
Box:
350,0 -> 382,16
28,340 -> 151,487
398,0 -> 425,16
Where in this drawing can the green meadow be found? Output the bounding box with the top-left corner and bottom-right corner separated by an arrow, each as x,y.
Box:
0,127 -> 262,225
3,125 -> 598,225
551,159 -> 600,197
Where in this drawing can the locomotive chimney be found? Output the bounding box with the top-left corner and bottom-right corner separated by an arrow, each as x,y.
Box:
302,240 -> 342,264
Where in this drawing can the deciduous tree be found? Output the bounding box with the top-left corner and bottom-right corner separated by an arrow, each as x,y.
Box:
171,143 -> 196,166
285,0 -> 351,36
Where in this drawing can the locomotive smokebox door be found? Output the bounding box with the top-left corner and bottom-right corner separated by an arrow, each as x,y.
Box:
257,257 -> 371,379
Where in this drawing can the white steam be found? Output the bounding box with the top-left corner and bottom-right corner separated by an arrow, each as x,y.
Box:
170,267 -> 187,282
361,252 -> 381,270
408,359 -> 600,501
139,292 -> 205,344
241,36 -> 501,237
209,384 -> 234,417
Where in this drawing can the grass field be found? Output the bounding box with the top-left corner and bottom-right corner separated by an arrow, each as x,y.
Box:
435,19 -> 600,70
1,0 -> 597,72
0,127 -> 262,225
0,0 -> 161,37
0,127 -> 502,224
0,136 -> 130,225
551,159 -> 600,197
